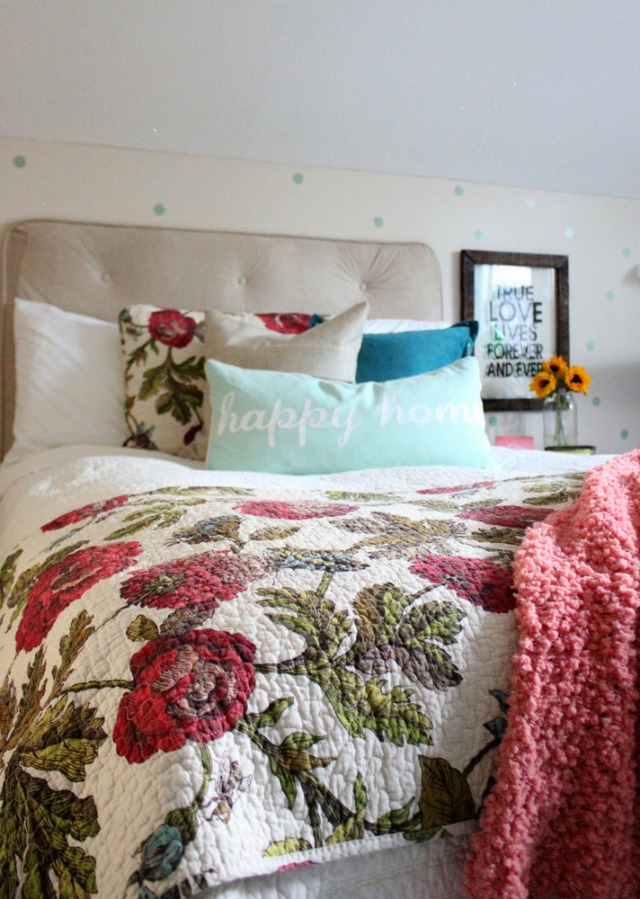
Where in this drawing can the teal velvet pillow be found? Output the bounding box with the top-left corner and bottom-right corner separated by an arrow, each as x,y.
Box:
355,320 -> 478,383
205,356 -> 493,474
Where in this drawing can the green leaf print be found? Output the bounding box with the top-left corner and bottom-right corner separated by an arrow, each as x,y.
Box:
350,583 -> 465,690
51,611 -> 95,695
0,679 -> 17,741
18,698 -> 106,782
264,837 -> 313,858
126,614 -> 161,643
0,763 -> 99,898
338,511 -> 465,557
156,378 -> 202,425
139,356 -> 171,400
324,490 -> 398,503
417,756 -> 476,831
250,524 -> 301,542
326,775 -> 368,845
245,696 -> 294,730
518,473 -> 584,506
9,649 -> 47,751
105,498 -> 205,541
258,584 -> 434,745
361,677 -> 432,745
0,548 -> 22,610
372,798 -> 415,835
0,608 -> 107,897
259,586 -> 353,660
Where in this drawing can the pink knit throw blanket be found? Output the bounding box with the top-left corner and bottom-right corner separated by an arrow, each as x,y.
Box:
465,449 -> 640,899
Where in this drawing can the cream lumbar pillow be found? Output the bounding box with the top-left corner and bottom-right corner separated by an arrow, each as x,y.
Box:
204,301 -> 369,382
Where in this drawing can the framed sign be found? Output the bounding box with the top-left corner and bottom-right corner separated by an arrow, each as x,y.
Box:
460,249 -> 569,411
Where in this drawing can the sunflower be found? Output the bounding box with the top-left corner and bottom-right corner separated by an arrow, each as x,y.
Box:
530,355 -> 591,398
565,365 -> 591,394
530,370 -> 557,399
542,355 -> 569,380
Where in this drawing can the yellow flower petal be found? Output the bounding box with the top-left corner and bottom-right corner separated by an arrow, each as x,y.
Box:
566,365 -> 591,393
542,355 -> 568,380
530,371 -> 557,398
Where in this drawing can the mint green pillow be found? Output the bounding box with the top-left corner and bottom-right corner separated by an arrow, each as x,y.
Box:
205,357 -> 493,474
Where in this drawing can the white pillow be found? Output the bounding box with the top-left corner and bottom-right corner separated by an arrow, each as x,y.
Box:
363,319 -> 452,333
6,299 -> 127,463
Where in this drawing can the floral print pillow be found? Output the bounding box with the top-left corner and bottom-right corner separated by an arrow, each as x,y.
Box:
119,305 -> 208,459
119,306 -> 326,460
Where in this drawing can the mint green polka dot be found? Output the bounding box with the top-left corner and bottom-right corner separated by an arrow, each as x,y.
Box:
622,247 -> 631,257
564,226 -> 574,238
153,203 -> 166,216
474,230 -> 483,240
373,217 -> 384,228
621,429 -> 629,440
526,197 -> 536,208
586,340 -> 594,351
454,185 -> 464,196
12,155 -> 26,168
488,415 -> 498,427
606,290 -> 615,301
293,173 -> 304,184
592,396 -> 601,407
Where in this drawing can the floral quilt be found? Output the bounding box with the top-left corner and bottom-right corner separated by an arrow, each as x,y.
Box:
0,470 -> 584,898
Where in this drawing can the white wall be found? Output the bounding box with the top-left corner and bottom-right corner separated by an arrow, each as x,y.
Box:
2,136 -> 638,454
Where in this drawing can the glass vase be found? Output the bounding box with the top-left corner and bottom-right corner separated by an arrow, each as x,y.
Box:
543,387 -> 577,448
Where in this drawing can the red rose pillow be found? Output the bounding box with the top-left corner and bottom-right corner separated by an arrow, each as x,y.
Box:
118,305 -> 327,459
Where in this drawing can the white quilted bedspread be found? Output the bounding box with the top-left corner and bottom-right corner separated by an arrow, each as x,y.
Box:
0,447 -> 605,898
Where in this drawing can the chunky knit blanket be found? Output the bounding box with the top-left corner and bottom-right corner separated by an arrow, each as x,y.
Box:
465,449 -> 640,898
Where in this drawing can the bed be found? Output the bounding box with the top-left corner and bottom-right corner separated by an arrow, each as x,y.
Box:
0,220 -> 637,899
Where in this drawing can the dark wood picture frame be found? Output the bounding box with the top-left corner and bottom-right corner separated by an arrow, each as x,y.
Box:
460,249 -> 569,412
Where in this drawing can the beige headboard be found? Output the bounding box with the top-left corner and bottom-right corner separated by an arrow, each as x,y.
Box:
1,219 -> 443,459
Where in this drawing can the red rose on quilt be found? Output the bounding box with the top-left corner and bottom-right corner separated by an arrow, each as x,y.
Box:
277,862 -> 316,872
235,499 -> 358,520
120,549 -> 265,611
41,495 -> 129,531
148,309 -> 197,348
410,555 -> 515,613
113,628 -> 256,763
16,542 -> 143,652
256,312 -> 324,334
458,504 -> 553,530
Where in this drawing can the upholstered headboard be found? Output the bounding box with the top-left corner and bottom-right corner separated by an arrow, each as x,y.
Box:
1,220 -> 443,459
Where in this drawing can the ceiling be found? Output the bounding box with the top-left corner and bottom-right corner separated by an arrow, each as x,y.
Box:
2,0 -> 640,199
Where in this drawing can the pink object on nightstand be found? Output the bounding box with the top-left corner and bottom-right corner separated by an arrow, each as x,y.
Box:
494,436 -> 535,450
